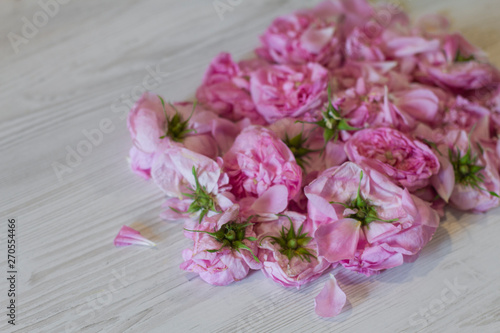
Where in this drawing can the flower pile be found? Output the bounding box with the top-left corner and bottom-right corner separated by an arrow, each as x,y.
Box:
118,0 -> 500,317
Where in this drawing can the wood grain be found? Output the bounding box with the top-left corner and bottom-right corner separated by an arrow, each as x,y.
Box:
1,0 -> 500,332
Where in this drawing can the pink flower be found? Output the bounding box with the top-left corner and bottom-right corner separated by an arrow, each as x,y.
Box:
196,53 -> 266,124
416,34 -> 500,92
442,96 -> 490,135
268,118 -> 327,173
314,274 -> 347,317
256,11 -> 342,69
151,147 -> 234,224
256,212 -> 330,288
345,128 -> 440,191
442,130 -> 500,213
334,79 -> 415,132
249,63 -> 329,123
180,205 -> 261,286
114,226 -> 156,248
345,27 -> 385,62
127,92 -> 240,179
305,162 -> 439,276
223,126 -> 302,201
128,93 -> 218,156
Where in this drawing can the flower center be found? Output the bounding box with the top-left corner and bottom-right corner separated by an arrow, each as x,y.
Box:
331,171 -> 397,227
297,85 -> 359,144
179,167 -> 220,224
449,146 -> 485,188
283,131 -> 315,170
454,50 -> 475,63
185,218 -> 260,263
158,96 -> 197,142
260,215 -> 316,263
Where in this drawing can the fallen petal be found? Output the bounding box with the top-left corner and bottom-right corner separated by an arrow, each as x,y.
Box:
314,274 -> 347,317
114,225 -> 156,248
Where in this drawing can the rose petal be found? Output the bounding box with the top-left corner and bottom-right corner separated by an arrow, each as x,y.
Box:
314,274 -> 347,317
114,226 -> 156,248
314,218 -> 361,263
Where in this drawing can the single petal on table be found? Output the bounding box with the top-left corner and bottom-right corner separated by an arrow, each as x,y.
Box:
314,274 -> 347,317
114,225 -> 156,248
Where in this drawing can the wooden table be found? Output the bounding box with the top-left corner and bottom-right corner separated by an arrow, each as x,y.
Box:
1,0 -> 500,332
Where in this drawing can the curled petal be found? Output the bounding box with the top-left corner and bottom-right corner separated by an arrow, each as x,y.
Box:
431,154 -> 455,202
314,274 -> 347,317
114,226 -> 156,248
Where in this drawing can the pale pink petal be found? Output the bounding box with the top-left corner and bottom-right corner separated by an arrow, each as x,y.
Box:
250,185 -> 289,215
314,274 -> 347,317
431,154 -> 455,202
114,226 -> 156,248
314,219 -> 361,263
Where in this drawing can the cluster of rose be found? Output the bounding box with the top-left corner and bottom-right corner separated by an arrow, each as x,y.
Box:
125,0 -> 500,317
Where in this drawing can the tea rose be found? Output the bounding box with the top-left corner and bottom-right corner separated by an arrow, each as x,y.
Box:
249,63 -> 329,123
127,92 -> 236,178
305,162 -> 439,276
442,96 -> 490,135
180,205 -> 261,286
256,212 -> 330,288
416,33 -> 500,92
442,130 -> 500,213
196,52 -> 266,124
256,11 -> 342,69
128,93 -> 219,156
223,126 -> 302,201
334,79 -> 415,132
345,128 -> 440,191
151,147 -> 234,225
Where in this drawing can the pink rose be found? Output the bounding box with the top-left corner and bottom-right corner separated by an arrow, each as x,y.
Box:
305,162 -> 439,276
196,52 -> 266,124
268,118 -> 347,212
334,79 -> 415,132
256,11 -> 341,69
223,126 -> 302,201
416,34 -> 500,92
442,130 -> 500,213
442,96 -> 490,135
181,205 -> 261,286
151,147 -> 234,224
268,118 -> 327,173
256,212 -> 330,288
345,27 -> 385,62
250,63 -> 329,123
345,128 -> 440,191
128,93 -> 218,156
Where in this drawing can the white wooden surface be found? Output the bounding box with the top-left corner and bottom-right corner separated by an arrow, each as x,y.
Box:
1,1 -> 500,332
